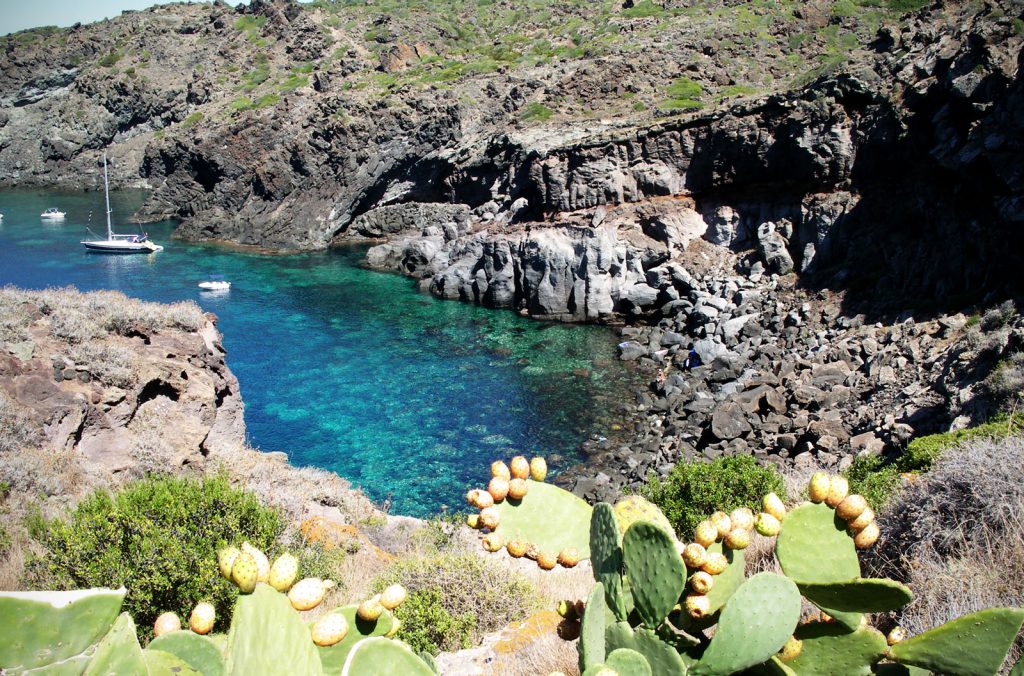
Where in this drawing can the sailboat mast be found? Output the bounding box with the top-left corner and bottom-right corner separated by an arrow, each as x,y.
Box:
103,153 -> 112,240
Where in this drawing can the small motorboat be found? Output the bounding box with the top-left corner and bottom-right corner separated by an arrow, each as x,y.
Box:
198,275 -> 231,291
41,207 -> 66,219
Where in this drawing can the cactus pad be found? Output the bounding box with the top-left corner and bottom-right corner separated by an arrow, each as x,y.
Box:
605,648 -> 654,676
634,627 -> 691,676
797,578 -> 912,613
702,542 -> 745,615
613,496 -> 675,539
143,649 -> 203,675
0,588 -> 126,671
622,522 -> 686,629
314,604 -> 396,674
83,612 -> 146,676
340,636 -> 435,675
746,656 -> 797,676
889,607 -> 1024,676
692,573 -> 801,676
786,621 -> 887,676
494,480 -> 592,558
225,584 -> 324,676
591,503 -> 627,621
872,665 -> 931,675
776,503 -> 859,584
148,631 -> 225,676
580,583 -> 608,672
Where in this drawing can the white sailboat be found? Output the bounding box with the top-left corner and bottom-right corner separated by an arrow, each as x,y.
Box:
81,154 -> 163,253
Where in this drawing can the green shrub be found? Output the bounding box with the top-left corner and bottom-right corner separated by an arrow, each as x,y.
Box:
98,51 -> 121,67
639,455 -> 786,539
521,102 -> 553,122
28,475 -> 285,641
181,112 -> 204,128
372,553 -> 542,655
662,77 -> 704,111
843,455 -> 902,508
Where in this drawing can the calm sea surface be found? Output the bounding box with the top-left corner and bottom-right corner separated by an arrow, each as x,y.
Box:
0,188 -> 639,516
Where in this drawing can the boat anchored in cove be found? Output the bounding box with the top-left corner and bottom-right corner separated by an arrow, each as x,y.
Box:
81,154 -> 163,254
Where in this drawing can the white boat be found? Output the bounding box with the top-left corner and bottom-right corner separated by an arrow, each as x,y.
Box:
198,279 -> 231,291
81,154 -> 163,253
41,207 -> 66,219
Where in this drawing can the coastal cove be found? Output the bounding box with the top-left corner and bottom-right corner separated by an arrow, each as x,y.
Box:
0,188 -> 642,517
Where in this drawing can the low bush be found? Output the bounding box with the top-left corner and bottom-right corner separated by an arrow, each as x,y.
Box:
640,455 -> 786,539
372,553 -> 542,655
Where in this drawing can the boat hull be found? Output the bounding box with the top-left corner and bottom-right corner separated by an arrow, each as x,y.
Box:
82,240 -> 163,253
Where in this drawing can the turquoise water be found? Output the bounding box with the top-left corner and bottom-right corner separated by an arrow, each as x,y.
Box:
0,189 -> 638,516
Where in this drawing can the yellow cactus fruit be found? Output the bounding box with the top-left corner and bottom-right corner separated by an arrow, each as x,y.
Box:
479,506 -> 501,530
217,546 -> 240,580
702,552 -> 729,575
506,539 -> 527,558
689,571 -> 714,594
154,612 -> 181,637
836,494 -> 869,522
491,460 -> 511,481
854,522 -> 880,549
386,618 -> 401,637
288,577 -> 328,611
466,514 -> 480,529
724,528 -> 751,550
682,543 -> 707,569
311,612 -> 349,647
483,532 -> 504,552
729,508 -> 755,531
754,512 -> 781,537
778,636 -> 803,662
825,475 -> 850,508
887,626 -> 906,645
380,584 -> 407,610
466,489 -> 479,507
189,602 -> 216,635
474,490 -> 495,510
709,511 -> 732,539
848,506 -> 875,533
507,478 -> 529,501
488,477 -> 510,503
557,547 -> 580,568
556,599 -> 573,618
525,543 -> 540,560
357,595 -> 385,622
684,594 -> 711,619
241,542 -> 270,583
530,457 -> 548,481
762,492 -> 787,520
808,471 -> 830,503
231,551 -> 259,593
694,520 -> 718,548
537,551 -> 557,570
510,455 -> 530,479
556,619 -> 581,641
269,552 -> 300,592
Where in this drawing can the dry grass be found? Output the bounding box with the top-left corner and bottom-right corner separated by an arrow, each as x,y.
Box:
0,391 -> 39,455
492,632 -> 580,676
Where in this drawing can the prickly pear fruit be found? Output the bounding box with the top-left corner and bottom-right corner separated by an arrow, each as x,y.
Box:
854,522 -> 880,549
154,612 -> 181,637
483,532 -> 504,552
825,475 -> 850,507
473,490 -> 495,509
357,595 -> 385,622
808,471 -> 830,503
690,571 -> 714,594
556,599 -> 574,619
231,550 -> 259,593
557,547 -> 580,568
218,546 -> 240,580
189,602 -> 215,635
506,539 -> 527,558
778,636 -> 802,661
836,494 -> 868,521
479,506 -> 500,530
702,552 -> 729,575
510,456 -> 530,479
682,542 -> 707,569
288,577 -> 328,611
557,619 -> 581,641
848,507 -> 875,533
507,478 -> 528,500
729,507 -> 755,531
685,593 -> 710,619
488,477 -> 509,502
694,520 -> 718,548
724,528 -> 751,550
886,626 -> 906,645
467,514 -> 480,529
710,511 -> 732,538
269,552 -> 299,592
241,542 -> 270,583
381,584 -> 407,610
525,543 -> 540,560
537,551 -> 557,570
763,492 -> 786,520
491,461 -> 511,481
530,457 -> 548,481
755,512 -> 781,536
311,613 -> 349,647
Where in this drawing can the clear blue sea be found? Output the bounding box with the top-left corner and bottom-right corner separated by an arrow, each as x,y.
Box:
0,189 -> 639,516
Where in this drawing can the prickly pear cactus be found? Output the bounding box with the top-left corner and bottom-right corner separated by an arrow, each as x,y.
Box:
148,631 -> 226,676
493,480 -> 592,558
775,503 -> 859,584
590,502 -> 627,621
579,582 -> 607,672
796,578 -> 911,613
702,542 -> 744,615
83,612 -> 147,676
224,584 -> 324,676
142,648 -> 203,676
622,521 -> 685,629
887,607 -> 1024,676
785,622 -> 887,676
340,636 -> 435,675
313,604 -> 396,674
613,496 -> 675,538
